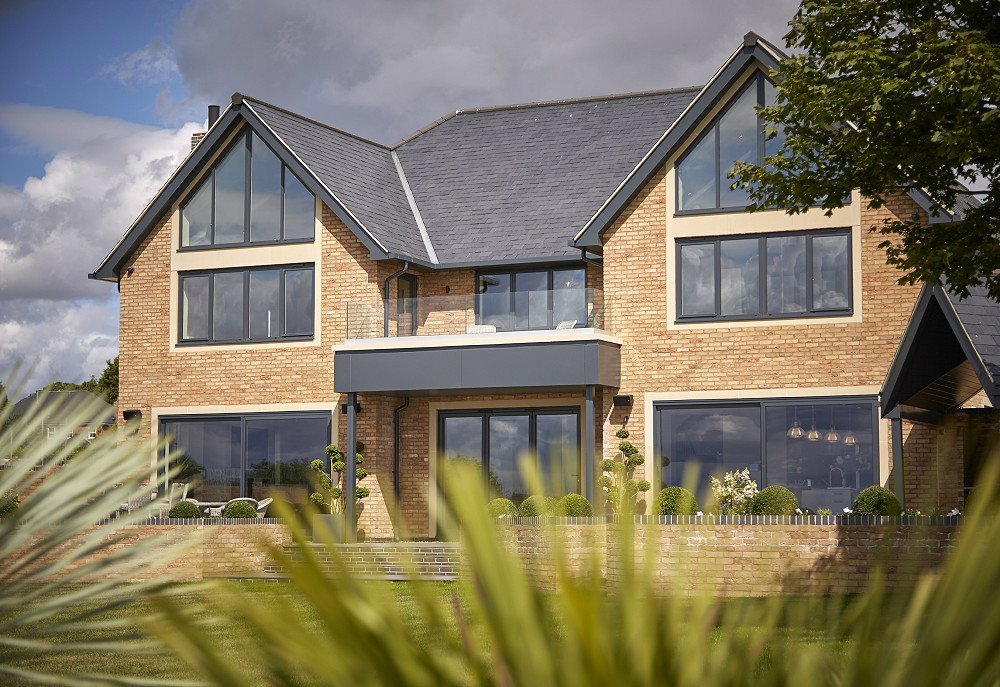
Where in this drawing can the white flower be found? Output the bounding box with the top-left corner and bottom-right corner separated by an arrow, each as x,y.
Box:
843,507 -> 853,514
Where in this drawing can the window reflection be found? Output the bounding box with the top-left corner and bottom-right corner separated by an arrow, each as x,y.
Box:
246,416 -> 330,504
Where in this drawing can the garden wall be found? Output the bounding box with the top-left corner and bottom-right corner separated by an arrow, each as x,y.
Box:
6,520 -> 291,582
499,518 -> 959,596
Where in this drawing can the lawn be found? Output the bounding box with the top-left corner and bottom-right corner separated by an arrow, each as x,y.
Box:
4,581 -> 455,686
4,581 -> 859,686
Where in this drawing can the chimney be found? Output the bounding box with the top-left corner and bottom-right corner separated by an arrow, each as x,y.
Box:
190,104 -> 221,151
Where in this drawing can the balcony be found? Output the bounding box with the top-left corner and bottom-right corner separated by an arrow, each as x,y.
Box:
333,288 -> 620,394
344,288 -> 609,340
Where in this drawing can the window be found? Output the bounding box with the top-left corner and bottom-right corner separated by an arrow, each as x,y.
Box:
179,264 -> 314,344
475,267 -> 588,332
676,229 -> 851,321
676,73 -> 779,213
160,412 -> 331,505
88,430 -> 97,440
46,426 -> 57,440
438,408 -> 580,504
655,398 -> 877,513
397,274 -> 417,336
180,131 -> 315,248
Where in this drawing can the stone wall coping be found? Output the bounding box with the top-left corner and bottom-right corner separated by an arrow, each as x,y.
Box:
94,517 -> 287,526
498,515 -> 963,527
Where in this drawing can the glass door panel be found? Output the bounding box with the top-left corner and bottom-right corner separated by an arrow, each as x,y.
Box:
488,414 -> 530,503
536,412 -> 579,497
162,419 -> 242,502
514,271 -> 549,330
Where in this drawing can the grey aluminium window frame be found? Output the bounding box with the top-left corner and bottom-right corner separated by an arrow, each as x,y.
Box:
178,129 -> 315,250
157,410 -> 332,495
178,263 -> 315,345
675,227 -> 853,323
652,395 -> 879,491
474,264 -> 588,331
437,406 -> 583,494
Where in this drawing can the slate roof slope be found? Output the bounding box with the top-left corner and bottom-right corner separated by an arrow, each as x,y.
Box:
11,390 -> 114,424
393,88 -> 700,264
246,99 -> 430,262
944,286 -> 1000,388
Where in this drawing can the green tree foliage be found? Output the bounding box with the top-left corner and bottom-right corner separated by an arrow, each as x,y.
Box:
40,356 -> 119,405
735,1 -> 1000,298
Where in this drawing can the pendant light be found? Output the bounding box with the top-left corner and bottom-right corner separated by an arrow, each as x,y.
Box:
825,406 -> 839,443
786,406 -> 804,439
842,406 -> 857,445
806,406 -> 820,442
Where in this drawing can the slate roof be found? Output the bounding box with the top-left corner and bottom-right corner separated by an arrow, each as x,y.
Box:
10,390 -> 115,425
246,100 -> 431,262
393,88 -> 700,264
944,286 -> 1000,389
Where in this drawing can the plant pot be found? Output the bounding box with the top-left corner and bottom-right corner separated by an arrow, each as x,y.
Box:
312,513 -> 346,543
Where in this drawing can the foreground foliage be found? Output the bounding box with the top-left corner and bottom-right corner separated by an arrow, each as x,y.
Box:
0,373 -> 193,686
151,460 -> 1000,686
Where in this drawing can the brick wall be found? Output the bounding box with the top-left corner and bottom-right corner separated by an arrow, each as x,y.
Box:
7,522 -> 291,582
501,521 -> 957,596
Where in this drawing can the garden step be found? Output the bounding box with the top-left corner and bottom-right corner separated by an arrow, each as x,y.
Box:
260,542 -> 461,581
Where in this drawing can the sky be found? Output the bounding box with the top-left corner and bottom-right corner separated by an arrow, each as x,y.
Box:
0,0 -> 800,393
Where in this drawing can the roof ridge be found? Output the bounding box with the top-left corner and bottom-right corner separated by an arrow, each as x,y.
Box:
390,85 -> 703,149
236,93 -> 392,150
455,85 -> 704,115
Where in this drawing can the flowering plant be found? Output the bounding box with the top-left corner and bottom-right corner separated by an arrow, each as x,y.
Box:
709,468 -> 758,515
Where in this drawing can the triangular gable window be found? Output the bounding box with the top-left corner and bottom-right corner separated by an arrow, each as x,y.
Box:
676,72 -> 784,213
180,131 -> 315,248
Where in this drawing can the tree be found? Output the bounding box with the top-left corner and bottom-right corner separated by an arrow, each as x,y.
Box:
735,0 -> 1000,298
598,426 -> 650,515
40,356 -> 118,405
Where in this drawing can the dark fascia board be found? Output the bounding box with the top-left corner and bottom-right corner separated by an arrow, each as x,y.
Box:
880,284 -> 999,415
571,42 -> 782,249
89,100 -> 392,282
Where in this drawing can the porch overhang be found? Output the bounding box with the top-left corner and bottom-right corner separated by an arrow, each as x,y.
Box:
332,329 -> 621,394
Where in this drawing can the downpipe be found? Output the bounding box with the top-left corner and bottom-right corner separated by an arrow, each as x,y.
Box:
393,396 -> 410,540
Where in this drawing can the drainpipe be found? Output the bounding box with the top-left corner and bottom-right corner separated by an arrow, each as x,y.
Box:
383,262 -> 410,337
393,395 -> 410,539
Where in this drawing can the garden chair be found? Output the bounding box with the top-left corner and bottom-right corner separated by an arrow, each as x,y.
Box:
254,498 -> 273,518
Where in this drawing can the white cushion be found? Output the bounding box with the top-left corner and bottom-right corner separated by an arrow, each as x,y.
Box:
466,323 -> 497,334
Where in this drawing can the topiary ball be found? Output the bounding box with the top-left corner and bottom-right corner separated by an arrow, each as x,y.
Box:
223,501 -> 258,518
488,497 -> 518,518
0,491 -> 20,519
749,486 -> 799,516
852,486 -> 902,516
654,487 -> 699,516
518,495 -> 553,517
168,500 -> 202,518
555,493 -> 594,517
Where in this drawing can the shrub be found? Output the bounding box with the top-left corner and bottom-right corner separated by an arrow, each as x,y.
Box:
223,501 -> 258,519
488,498 -> 518,518
0,491 -> 19,519
168,501 -> 202,519
852,486 -> 902,516
710,469 -> 758,515
654,487 -> 699,516
518,495 -> 556,517
817,508 -> 833,516
749,486 -> 799,516
555,493 -> 593,517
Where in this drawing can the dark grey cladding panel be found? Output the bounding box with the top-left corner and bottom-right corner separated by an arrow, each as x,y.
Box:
334,340 -> 620,393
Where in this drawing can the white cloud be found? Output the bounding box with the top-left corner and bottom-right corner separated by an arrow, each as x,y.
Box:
0,104 -> 200,389
100,39 -> 179,86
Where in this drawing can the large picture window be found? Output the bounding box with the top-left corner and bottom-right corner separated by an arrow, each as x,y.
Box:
677,229 -> 851,321
655,397 -> 877,513
476,267 -> 587,332
179,264 -> 314,344
438,407 -> 580,504
675,73 -> 786,213
180,131 -> 315,248
159,412 -> 332,505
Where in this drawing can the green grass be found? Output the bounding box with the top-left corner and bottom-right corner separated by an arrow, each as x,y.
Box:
3,581 -> 456,686
4,581 -> 862,686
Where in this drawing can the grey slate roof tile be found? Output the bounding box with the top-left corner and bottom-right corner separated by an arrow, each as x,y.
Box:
945,286 -> 1000,388
245,88 -> 701,265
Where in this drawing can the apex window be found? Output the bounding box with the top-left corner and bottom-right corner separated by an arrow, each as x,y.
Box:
676,73 -> 785,213
180,130 -> 315,248
179,264 -> 314,344
677,229 -> 851,322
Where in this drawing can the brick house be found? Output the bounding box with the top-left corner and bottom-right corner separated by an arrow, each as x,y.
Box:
90,33 -> 991,538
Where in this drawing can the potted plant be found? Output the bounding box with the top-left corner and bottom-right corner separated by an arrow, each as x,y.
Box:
310,441 -> 369,542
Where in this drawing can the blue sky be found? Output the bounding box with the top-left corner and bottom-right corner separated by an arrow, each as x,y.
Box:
0,0 -> 798,393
